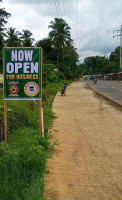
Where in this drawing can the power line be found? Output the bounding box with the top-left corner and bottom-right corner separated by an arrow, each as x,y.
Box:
75,0 -> 79,46
45,0 -> 52,19
113,25 -> 122,72
54,0 -> 60,17
40,0 -> 52,19
76,0 -> 79,21
40,0 -> 45,11
62,0 -> 66,21
56,0 -> 61,18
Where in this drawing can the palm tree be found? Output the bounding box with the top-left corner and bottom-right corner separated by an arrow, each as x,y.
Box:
5,27 -> 20,47
20,29 -> 34,47
48,18 -> 72,66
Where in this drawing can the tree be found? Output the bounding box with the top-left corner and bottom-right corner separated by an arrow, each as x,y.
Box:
75,65 -> 84,78
83,56 -> 110,74
0,6 -> 11,27
0,0 -> 11,72
109,46 -> 119,72
36,38 -> 57,63
48,18 -> 72,66
0,0 -> 11,49
62,41 -> 79,79
20,29 -> 34,47
5,27 -> 20,47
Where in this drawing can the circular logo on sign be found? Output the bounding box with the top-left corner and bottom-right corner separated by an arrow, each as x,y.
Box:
9,85 -> 19,94
24,82 -> 39,97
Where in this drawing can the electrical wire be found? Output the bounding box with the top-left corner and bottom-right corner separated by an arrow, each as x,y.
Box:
54,0 -> 60,17
62,0 -> 66,21
56,0 -> 61,18
75,0 -> 79,46
45,0 -> 52,19
35,0 -> 52,40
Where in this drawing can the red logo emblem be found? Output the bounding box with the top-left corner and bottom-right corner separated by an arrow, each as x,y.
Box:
9,85 -> 19,94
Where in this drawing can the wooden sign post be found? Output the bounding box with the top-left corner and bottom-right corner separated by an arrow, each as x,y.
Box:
40,48 -> 44,137
39,100 -> 42,135
4,100 -> 7,141
3,47 -> 43,141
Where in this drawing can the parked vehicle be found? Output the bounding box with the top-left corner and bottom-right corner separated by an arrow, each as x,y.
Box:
90,75 -> 95,80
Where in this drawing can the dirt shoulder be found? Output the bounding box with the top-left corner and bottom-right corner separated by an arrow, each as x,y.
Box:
45,79 -> 122,200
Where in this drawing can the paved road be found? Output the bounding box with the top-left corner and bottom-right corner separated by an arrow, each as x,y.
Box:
86,79 -> 122,105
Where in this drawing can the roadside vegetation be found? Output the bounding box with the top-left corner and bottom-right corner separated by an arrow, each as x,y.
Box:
0,81 -> 64,200
80,46 -> 120,75
0,1 -> 78,199
0,0 -> 121,198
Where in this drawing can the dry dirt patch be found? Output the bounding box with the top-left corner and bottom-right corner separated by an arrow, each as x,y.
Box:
45,80 -> 122,200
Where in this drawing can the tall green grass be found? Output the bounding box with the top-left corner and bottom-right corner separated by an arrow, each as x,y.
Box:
0,81 -> 63,200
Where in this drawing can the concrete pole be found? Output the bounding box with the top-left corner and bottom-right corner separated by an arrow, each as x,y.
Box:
113,25 -> 122,72
120,25 -> 122,72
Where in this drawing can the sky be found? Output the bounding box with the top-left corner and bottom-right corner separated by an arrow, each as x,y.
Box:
2,0 -> 122,63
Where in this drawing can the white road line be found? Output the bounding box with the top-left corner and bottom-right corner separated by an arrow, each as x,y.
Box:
112,87 -> 122,92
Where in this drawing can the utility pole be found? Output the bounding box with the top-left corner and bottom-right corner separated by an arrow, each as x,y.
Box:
113,25 -> 122,72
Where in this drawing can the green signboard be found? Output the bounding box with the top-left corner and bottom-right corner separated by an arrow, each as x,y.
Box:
3,47 -> 42,100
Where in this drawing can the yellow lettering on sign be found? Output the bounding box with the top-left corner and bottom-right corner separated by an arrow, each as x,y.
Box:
36,74 -> 38,79
15,74 -> 39,80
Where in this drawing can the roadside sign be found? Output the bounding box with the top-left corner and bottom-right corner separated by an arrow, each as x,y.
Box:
3,47 -> 42,100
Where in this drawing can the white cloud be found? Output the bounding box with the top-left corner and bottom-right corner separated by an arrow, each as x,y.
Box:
2,0 -> 122,63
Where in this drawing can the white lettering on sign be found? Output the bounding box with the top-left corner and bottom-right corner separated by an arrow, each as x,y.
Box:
11,51 -> 17,61
11,50 -> 33,61
15,63 -> 22,73
18,50 -> 24,61
23,63 -> 30,73
6,50 -> 39,74
25,50 -> 33,61
6,62 -> 39,73
6,63 -> 14,73
31,62 -> 38,73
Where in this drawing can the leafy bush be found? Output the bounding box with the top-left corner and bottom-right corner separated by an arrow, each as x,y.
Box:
0,81 -> 63,200
0,128 -> 47,200
48,72 -> 61,83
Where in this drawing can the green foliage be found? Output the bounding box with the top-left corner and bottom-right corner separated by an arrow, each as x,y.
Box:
81,49 -> 120,75
0,4 -> 11,27
36,37 -> 79,80
5,27 -> 21,47
0,14 -> 79,79
43,64 -> 58,87
0,128 -> 47,200
20,29 -> 34,47
0,1 -> 11,50
58,70 -> 65,79
42,82 -> 62,106
36,38 -> 57,63
109,46 -> 120,72
62,42 -> 78,67
49,18 -> 71,51
48,18 -> 72,67
75,65 -> 84,78
0,1 -> 11,72
0,50 -> 2,73
0,81 -> 63,200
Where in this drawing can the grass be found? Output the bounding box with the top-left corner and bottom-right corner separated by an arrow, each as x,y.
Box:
0,81 -> 63,200
0,76 -> 3,81
0,74 -> 3,83
0,78 -> 2,83
0,129 -> 47,200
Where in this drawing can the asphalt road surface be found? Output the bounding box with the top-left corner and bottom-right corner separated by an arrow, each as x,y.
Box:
86,79 -> 122,105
